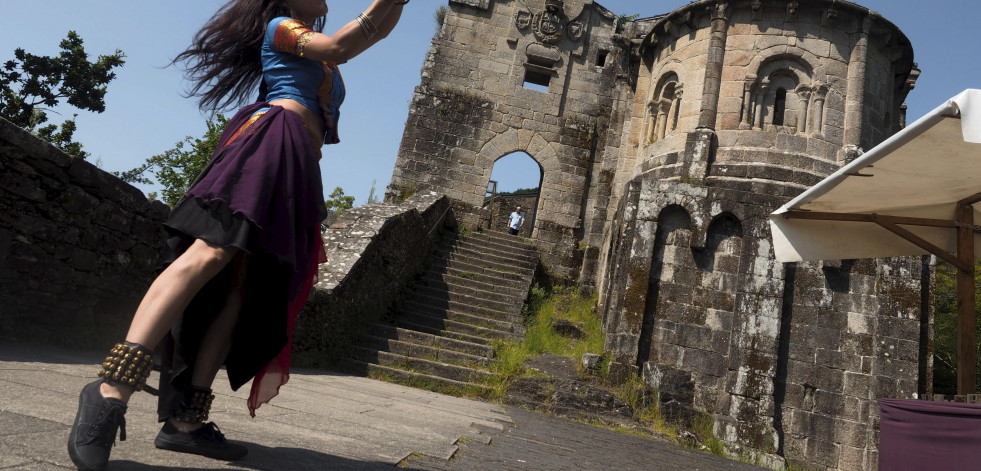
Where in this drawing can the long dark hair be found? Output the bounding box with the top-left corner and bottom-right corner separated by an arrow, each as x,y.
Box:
173,0 -> 326,111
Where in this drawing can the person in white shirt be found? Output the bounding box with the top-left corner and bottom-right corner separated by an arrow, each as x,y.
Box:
507,205 -> 525,235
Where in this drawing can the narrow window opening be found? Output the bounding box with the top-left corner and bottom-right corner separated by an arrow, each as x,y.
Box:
773,88 -> 787,126
596,50 -> 609,67
523,70 -> 551,92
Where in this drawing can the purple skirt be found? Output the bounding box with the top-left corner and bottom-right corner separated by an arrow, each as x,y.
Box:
157,102 -> 326,417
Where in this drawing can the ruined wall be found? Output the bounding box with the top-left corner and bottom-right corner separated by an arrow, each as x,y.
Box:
386,0 -> 625,280
0,115 -> 454,364
598,1 -> 925,470
292,192 -> 455,367
0,117 -> 169,349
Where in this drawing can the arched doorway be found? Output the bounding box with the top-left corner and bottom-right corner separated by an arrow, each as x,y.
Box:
486,152 -> 543,237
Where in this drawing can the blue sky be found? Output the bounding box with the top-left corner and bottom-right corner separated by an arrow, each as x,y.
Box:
1,0 -> 978,205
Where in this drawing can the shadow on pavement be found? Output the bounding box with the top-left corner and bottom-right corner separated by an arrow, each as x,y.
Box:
111,444 -> 427,470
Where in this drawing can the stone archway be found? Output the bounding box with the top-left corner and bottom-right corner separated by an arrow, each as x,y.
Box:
486,151 -> 544,237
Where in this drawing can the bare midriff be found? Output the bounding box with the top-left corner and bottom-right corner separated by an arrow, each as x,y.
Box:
270,98 -> 324,145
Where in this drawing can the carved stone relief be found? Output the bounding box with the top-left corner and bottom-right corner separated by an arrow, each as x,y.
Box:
515,0 -> 586,45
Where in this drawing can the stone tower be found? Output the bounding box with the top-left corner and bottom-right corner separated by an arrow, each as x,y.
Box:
386,0 -> 631,279
387,1 -> 926,469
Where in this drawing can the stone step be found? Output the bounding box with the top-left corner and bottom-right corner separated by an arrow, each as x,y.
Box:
343,225 -> 537,397
435,251 -> 534,279
404,296 -> 524,326
437,244 -> 536,272
339,359 -> 494,397
471,230 -> 535,251
397,310 -> 522,341
430,257 -> 531,284
410,285 -> 523,316
435,263 -> 533,289
350,347 -> 495,384
420,272 -> 529,300
393,319 -> 495,346
400,304 -> 523,336
442,235 -> 538,264
361,334 -> 492,368
367,324 -> 495,358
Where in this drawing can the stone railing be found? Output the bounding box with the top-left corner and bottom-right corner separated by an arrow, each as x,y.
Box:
0,117 -> 170,348
291,191 -> 455,367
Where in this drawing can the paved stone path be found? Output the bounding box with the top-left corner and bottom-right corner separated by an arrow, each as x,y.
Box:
405,406 -> 768,471
0,343 -> 768,470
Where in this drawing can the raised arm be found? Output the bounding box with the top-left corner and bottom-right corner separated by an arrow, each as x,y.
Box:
301,0 -> 406,63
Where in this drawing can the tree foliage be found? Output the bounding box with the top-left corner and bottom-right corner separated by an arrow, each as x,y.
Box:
0,31 -> 125,158
118,115 -> 228,207
366,179 -> 380,204
324,187 -> 355,215
616,14 -> 640,32
933,259 -> 981,394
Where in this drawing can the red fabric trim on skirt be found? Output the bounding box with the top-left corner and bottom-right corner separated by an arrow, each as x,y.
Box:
247,235 -> 327,417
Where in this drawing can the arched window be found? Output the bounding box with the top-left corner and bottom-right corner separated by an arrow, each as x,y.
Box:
645,73 -> 682,145
773,88 -> 787,126
742,57 -> 814,133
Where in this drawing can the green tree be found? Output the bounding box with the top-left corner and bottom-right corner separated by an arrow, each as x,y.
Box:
0,31 -> 125,158
616,14 -> 640,31
324,187 -> 355,215
933,259 -> 981,394
119,115 -> 228,206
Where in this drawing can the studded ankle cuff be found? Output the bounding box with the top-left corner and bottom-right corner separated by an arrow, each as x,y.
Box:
175,386 -> 215,424
98,342 -> 154,392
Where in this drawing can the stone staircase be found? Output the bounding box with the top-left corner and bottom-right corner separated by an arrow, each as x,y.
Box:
342,230 -> 538,396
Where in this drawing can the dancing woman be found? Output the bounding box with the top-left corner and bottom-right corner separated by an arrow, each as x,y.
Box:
68,0 -> 406,469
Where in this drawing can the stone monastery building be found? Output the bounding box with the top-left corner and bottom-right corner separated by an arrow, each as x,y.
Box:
387,0 -> 925,469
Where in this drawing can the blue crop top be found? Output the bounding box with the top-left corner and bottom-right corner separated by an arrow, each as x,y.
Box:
261,17 -> 345,145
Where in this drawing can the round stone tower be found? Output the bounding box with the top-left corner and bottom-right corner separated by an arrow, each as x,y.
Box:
598,1 -> 924,469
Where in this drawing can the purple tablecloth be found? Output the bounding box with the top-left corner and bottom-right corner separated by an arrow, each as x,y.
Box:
879,398 -> 981,470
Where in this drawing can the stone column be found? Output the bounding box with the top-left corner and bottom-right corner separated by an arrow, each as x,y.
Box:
646,101 -> 657,144
795,85 -> 811,134
811,83 -> 828,137
670,86 -> 684,131
843,16 -> 872,150
754,79 -> 770,129
656,100 -> 671,140
696,2 -> 731,131
740,76 -> 756,129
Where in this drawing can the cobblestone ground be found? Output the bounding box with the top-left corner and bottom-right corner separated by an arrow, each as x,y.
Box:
404,406 -> 770,471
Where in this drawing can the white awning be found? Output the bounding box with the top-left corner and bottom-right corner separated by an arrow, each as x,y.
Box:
769,89 -> 981,263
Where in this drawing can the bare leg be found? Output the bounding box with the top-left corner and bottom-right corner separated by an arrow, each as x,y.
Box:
192,252 -> 249,387
167,253 -> 250,432
101,238 -> 239,402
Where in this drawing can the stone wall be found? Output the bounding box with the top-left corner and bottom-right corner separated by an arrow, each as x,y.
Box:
596,1 -> 925,470
386,0 -> 625,280
599,176 -> 930,469
0,117 -> 170,349
0,116 -> 455,366
291,192 -> 455,367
